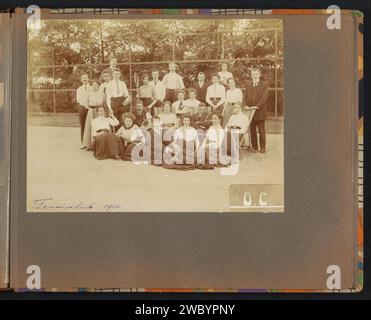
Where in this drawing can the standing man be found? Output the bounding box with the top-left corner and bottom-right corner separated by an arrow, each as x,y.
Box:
76,74 -> 91,148
206,74 -> 226,114
193,72 -> 208,103
106,68 -> 131,130
245,68 -> 269,153
149,69 -> 166,114
99,71 -> 111,95
99,57 -> 123,82
162,62 -> 185,103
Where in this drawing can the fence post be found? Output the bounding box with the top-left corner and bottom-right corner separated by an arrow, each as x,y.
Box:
172,37 -> 175,61
221,32 -> 225,59
274,29 -> 278,118
52,48 -> 56,113
89,42 -> 93,82
129,46 -> 133,110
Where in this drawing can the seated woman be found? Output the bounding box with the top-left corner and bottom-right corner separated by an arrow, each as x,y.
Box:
199,112 -> 230,167
158,101 -> 178,128
82,80 -> 106,150
223,78 -> 243,127
158,101 -> 178,145
163,114 -> 199,170
225,103 -> 251,155
142,115 -> 165,165
184,88 -> 201,116
138,73 -> 157,116
91,106 -> 123,160
116,112 -> 146,162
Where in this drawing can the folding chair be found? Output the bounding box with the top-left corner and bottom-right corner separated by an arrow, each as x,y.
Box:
239,108 -> 256,159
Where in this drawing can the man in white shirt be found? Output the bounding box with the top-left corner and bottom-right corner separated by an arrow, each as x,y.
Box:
76,74 -> 92,147
149,69 -> 166,112
162,62 -> 185,103
105,68 -> 131,130
206,74 -> 226,114
99,71 -> 111,95
99,57 -> 123,82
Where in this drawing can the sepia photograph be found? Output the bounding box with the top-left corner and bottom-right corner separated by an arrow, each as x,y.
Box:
26,17 -> 284,212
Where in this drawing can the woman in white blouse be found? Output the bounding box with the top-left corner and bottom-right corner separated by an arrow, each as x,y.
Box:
218,62 -> 233,86
163,114 -> 199,169
82,81 -> 106,150
223,78 -> 243,127
116,112 -> 145,161
158,101 -> 178,128
91,106 -> 123,160
199,112 -> 230,167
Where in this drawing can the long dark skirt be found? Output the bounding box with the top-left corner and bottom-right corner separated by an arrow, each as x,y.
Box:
161,140 -> 202,171
91,133 -> 123,160
203,147 -> 230,167
122,141 -> 146,161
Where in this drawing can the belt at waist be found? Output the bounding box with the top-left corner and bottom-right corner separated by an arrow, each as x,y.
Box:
96,129 -> 110,134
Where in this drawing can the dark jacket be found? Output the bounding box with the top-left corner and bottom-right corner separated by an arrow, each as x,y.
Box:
133,111 -> 146,127
192,113 -> 212,130
245,80 -> 269,121
192,81 -> 209,103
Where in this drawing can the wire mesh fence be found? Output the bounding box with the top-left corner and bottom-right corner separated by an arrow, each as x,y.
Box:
27,20 -> 283,118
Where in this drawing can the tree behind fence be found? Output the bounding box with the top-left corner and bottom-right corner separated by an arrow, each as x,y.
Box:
27,19 -> 284,116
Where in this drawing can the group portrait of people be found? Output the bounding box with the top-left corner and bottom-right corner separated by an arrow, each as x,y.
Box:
76,57 -> 269,170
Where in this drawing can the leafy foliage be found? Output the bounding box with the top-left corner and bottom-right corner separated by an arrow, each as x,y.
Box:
28,19 -> 283,115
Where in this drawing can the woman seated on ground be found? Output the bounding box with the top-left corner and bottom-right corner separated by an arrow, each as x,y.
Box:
138,73 -> 157,116
142,115 -> 165,165
163,114 -> 199,170
82,80 -> 106,150
91,106 -> 123,160
199,112 -> 230,167
116,112 -> 145,162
